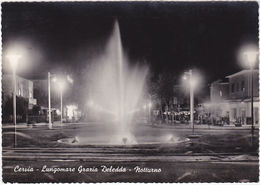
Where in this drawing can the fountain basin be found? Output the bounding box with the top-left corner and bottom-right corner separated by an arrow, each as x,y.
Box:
57,135 -> 190,146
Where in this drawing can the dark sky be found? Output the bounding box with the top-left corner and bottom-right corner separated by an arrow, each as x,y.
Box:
2,2 -> 259,87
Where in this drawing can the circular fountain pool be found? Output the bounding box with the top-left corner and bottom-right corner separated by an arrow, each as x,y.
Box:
56,125 -> 190,146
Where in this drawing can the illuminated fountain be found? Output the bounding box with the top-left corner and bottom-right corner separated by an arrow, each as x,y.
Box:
82,20 -> 148,145
58,21 -> 186,146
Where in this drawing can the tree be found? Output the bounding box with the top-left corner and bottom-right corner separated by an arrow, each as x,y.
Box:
31,105 -> 41,115
2,96 -> 28,123
148,72 -> 176,122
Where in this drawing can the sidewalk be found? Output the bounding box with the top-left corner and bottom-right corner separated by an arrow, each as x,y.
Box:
146,122 -> 259,130
2,121 -> 259,130
2,121 -> 62,129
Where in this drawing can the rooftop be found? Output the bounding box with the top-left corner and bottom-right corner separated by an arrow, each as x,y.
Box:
226,69 -> 259,78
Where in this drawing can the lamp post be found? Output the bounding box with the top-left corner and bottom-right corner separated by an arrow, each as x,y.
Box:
148,101 -> 152,123
183,69 -> 194,134
58,80 -> 65,126
7,54 -> 21,148
61,87 -> 63,126
48,72 -> 52,129
52,77 -> 64,126
53,75 -> 73,127
243,50 -> 258,145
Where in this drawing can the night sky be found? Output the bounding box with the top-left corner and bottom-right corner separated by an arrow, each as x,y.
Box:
2,1 -> 259,102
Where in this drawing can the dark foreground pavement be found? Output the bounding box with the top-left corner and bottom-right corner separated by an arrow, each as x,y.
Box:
3,159 -> 259,183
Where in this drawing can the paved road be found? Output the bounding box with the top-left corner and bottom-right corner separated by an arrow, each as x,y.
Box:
2,121 -> 259,182
2,146 -> 259,183
4,121 -> 258,145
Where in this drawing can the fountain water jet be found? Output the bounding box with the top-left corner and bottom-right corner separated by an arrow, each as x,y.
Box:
83,20 -> 148,145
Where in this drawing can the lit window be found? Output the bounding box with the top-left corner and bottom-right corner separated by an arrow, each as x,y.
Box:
18,89 -> 21,96
220,91 -> 222,97
241,81 -> 245,91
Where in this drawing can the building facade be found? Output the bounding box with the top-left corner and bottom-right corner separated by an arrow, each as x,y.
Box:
2,74 -> 37,122
210,79 -> 229,102
33,79 -> 48,107
2,74 -> 36,107
33,79 -> 60,108
208,70 -> 259,125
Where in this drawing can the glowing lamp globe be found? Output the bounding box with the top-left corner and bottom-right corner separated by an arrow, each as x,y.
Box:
6,53 -> 21,71
243,51 -> 258,68
238,44 -> 258,69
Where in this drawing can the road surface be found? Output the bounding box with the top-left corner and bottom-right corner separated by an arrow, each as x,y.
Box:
2,121 -> 259,182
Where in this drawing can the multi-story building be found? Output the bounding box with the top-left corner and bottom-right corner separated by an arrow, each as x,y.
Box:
2,74 -> 37,122
33,79 -> 48,107
2,74 -> 36,108
33,79 -> 61,122
210,79 -> 229,102
33,79 -> 60,108
208,69 -> 259,125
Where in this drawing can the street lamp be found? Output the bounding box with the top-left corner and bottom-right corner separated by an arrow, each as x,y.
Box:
57,79 -> 65,126
148,101 -> 152,123
47,72 -> 57,129
6,53 -> 21,147
183,69 -> 195,134
243,48 -> 258,145
52,75 -> 73,126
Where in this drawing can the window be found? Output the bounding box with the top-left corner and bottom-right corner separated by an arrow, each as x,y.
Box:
231,83 -> 235,93
18,89 -> 21,96
236,83 -> 239,92
233,108 -> 237,119
219,90 -> 222,97
241,81 -> 245,91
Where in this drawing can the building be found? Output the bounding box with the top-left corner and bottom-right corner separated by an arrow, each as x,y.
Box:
2,74 -> 36,107
2,74 -> 37,122
208,70 -> 259,125
210,79 -> 229,102
33,79 -> 60,108
32,79 -> 61,122
33,79 -> 48,107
